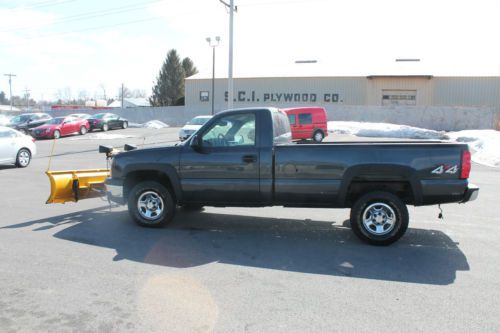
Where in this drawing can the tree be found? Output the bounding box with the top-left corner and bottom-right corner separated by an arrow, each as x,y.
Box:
0,91 -> 7,104
150,49 -> 197,106
182,57 -> 198,78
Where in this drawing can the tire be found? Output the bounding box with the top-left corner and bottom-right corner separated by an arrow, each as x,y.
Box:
127,181 -> 176,228
122,121 -> 128,129
15,148 -> 31,168
350,191 -> 409,246
79,126 -> 88,135
53,130 -> 61,139
313,130 -> 324,143
102,123 -> 109,131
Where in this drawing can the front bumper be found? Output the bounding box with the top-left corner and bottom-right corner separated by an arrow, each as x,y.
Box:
105,177 -> 125,205
461,184 -> 479,203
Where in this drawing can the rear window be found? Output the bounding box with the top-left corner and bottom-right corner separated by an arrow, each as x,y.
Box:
287,114 -> 296,125
298,113 -> 312,124
272,110 -> 292,145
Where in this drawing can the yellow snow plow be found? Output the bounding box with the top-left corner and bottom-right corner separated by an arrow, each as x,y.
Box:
46,169 -> 110,204
45,144 -> 136,204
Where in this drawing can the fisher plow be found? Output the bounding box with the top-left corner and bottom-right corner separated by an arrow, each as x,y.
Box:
45,144 -> 136,204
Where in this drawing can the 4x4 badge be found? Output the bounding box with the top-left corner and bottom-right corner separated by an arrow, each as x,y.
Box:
432,165 -> 458,174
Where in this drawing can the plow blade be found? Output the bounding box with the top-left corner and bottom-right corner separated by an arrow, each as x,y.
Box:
46,169 -> 110,204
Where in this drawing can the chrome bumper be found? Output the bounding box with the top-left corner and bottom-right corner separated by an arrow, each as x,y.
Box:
105,178 -> 125,205
461,184 -> 479,203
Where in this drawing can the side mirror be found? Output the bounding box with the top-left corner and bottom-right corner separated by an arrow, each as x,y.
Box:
190,134 -> 202,151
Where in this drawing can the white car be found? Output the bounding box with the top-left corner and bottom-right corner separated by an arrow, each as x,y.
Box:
0,126 -> 37,168
179,115 -> 212,141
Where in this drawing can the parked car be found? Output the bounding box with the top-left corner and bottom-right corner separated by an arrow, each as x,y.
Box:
0,114 -> 11,126
283,107 -> 328,142
0,126 -> 36,167
179,115 -> 212,141
68,113 -> 91,120
7,113 -> 52,135
31,116 -> 89,139
87,113 -> 128,131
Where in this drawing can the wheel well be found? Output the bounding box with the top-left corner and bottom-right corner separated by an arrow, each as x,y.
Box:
123,170 -> 176,202
346,181 -> 414,205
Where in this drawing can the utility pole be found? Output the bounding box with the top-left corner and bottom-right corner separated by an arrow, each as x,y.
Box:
4,73 -> 16,111
220,0 -> 236,109
121,83 -> 124,108
24,88 -> 31,111
206,36 -> 220,115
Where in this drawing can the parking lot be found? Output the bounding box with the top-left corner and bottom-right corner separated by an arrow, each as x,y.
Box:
1,127 -> 499,332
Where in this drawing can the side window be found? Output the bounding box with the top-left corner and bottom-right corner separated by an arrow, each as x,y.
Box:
202,113 -> 256,147
298,113 -> 312,125
288,114 -> 296,125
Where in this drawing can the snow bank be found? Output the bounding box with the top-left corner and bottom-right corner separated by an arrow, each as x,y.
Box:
70,133 -> 136,140
447,130 -> 500,168
327,121 -> 500,168
128,120 -> 169,129
328,121 -> 448,140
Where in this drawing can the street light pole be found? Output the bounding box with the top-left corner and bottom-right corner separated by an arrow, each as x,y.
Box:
219,0 -> 236,109
206,36 -> 220,115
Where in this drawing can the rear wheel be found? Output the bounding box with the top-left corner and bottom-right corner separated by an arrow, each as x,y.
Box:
122,121 -> 128,129
313,130 -> 324,142
15,148 -> 31,168
350,191 -> 408,246
128,181 -> 176,227
79,126 -> 87,135
53,130 -> 61,139
102,123 -> 109,131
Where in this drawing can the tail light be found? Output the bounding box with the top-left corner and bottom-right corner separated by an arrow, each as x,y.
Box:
460,150 -> 471,179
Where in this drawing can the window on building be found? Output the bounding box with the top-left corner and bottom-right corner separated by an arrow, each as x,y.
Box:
200,91 -> 209,102
382,90 -> 417,106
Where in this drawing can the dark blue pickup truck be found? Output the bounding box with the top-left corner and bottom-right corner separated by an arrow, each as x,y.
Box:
106,107 -> 478,245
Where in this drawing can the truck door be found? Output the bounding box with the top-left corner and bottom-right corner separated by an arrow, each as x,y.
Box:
180,111 -> 261,205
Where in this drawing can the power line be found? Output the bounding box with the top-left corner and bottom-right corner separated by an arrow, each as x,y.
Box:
1,0 -> 167,33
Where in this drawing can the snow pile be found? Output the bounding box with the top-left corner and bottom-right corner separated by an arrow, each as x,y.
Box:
328,121 -> 448,140
143,120 -> 169,129
447,130 -> 500,168
327,121 -> 500,168
70,133 -> 136,140
128,120 -> 169,129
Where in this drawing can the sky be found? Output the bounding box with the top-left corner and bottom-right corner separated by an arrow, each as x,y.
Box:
0,0 -> 499,101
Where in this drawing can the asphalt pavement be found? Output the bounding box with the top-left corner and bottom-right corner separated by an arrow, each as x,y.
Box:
0,127 -> 499,332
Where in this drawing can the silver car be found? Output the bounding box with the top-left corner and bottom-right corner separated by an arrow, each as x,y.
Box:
0,126 -> 37,168
179,115 -> 212,141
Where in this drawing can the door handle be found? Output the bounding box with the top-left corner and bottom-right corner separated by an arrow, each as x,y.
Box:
242,155 -> 257,163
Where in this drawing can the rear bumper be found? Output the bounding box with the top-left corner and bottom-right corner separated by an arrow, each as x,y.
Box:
105,178 -> 125,205
461,184 -> 479,203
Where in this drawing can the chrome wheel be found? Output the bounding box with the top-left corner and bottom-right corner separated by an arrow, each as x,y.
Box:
313,131 -> 324,142
362,202 -> 396,236
122,122 -> 128,129
80,126 -> 87,135
102,124 -> 108,131
137,191 -> 164,221
53,130 -> 60,139
17,149 -> 31,167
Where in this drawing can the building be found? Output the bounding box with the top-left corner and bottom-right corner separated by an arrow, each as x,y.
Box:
185,61 -> 500,130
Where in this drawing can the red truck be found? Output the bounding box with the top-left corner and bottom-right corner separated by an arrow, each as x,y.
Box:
283,107 -> 328,142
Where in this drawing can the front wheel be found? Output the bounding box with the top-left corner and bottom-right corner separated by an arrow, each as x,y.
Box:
128,181 -> 176,227
350,191 -> 409,246
122,121 -> 128,129
102,123 -> 109,131
313,130 -> 324,142
53,130 -> 61,139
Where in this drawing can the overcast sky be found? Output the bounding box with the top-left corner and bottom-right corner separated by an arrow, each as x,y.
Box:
0,0 -> 499,101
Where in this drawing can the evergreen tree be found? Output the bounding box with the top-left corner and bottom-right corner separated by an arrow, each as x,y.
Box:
182,57 -> 198,78
0,91 -> 7,104
150,49 -> 189,106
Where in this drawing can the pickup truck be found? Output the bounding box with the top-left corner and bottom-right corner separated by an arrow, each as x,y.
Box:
105,107 -> 478,245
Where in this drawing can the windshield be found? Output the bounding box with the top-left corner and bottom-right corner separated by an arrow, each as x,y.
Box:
188,117 -> 211,126
10,115 -> 30,124
45,118 -> 64,124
